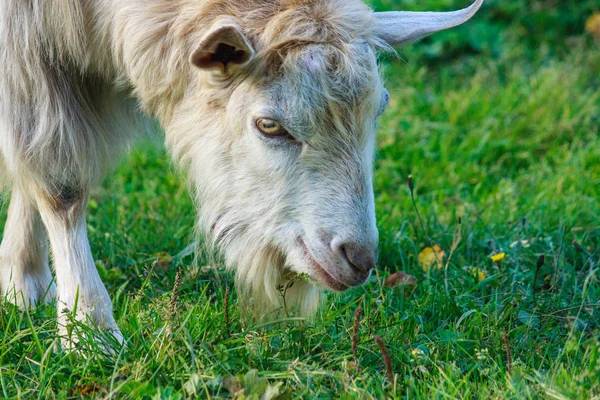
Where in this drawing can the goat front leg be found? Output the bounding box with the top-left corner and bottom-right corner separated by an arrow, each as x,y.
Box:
0,188 -> 54,307
34,187 -> 123,350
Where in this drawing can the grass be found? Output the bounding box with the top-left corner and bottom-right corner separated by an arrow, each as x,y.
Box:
1,1 -> 600,398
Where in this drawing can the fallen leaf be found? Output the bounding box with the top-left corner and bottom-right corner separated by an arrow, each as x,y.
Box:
72,383 -> 108,397
152,252 -> 173,271
154,252 -> 173,263
384,272 -> 417,292
586,12 -> 600,39
223,376 -> 243,398
419,245 -> 445,272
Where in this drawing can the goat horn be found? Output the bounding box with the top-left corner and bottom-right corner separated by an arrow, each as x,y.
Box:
374,0 -> 484,47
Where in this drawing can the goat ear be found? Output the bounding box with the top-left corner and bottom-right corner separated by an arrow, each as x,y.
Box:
374,0 -> 483,47
190,20 -> 255,73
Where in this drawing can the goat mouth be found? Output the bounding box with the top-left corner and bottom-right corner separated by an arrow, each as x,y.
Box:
298,240 -> 349,292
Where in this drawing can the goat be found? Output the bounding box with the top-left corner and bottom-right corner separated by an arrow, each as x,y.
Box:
0,0 -> 483,348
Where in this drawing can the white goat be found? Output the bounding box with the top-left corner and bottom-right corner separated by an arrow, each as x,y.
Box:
0,0 -> 483,347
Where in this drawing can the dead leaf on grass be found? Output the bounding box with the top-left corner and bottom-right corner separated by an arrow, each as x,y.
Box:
384,272 -> 417,288
586,12 -> 600,39
384,271 -> 417,295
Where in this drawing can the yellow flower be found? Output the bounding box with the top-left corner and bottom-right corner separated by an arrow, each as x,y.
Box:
419,245 -> 445,272
490,252 -> 505,263
477,269 -> 487,282
467,267 -> 487,282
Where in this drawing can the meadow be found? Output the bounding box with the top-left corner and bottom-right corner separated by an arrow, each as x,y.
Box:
1,0 -> 599,398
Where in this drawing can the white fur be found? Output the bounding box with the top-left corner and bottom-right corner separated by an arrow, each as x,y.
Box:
0,0 -> 480,346
0,189 -> 54,307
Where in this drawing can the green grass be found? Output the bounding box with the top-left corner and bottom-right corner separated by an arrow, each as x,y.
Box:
1,1 -> 600,398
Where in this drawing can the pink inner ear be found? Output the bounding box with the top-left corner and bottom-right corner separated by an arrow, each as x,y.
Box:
193,52 -> 216,68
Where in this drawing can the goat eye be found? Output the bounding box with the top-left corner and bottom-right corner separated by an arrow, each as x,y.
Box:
256,118 -> 289,137
378,88 -> 390,116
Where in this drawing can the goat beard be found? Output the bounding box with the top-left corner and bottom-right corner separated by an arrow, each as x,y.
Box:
200,211 -> 324,320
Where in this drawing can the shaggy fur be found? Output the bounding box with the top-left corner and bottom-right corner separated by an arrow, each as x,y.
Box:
0,0 -> 482,345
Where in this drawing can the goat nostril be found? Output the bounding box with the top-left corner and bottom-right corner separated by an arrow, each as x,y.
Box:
339,244 -> 347,260
339,242 -> 376,274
